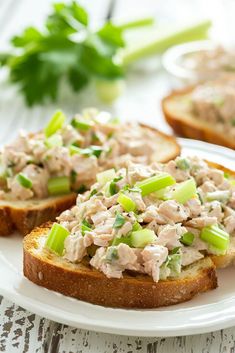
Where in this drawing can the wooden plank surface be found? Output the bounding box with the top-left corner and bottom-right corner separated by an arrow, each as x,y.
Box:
0,0 -> 235,352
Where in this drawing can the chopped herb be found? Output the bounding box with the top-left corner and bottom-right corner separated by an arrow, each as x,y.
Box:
109,181 -> 118,195
113,213 -> 125,228
105,247 -> 119,263
197,192 -> 203,204
176,158 -> 190,170
81,219 -> 92,235
89,188 -> 98,197
169,247 -> 181,255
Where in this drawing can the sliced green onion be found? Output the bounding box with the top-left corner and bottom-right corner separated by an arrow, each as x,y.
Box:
71,117 -> 94,131
200,224 -> 230,251
136,173 -> 175,196
81,219 -> 92,235
170,178 -> 197,204
117,193 -> 136,212
97,169 -> 116,185
45,134 -> 63,148
112,234 -> 132,246
176,158 -> 190,170
48,176 -> 70,195
113,213 -> 125,229
16,173 -> 33,189
44,110 -> 66,137
130,229 -> 156,248
105,247 -> 119,263
45,223 -> 70,256
69,145 -> 82,155
109,181 -> 118,196
206,190 -> 230,203
90,146 -> 103,158
180,232 -> 195,246
76,184 -> 87,193
132,221 -> 142,231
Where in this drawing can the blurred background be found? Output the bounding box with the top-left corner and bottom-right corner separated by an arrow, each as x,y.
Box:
0,0 -> 233,142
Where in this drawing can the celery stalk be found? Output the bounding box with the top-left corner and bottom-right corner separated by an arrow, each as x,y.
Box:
121,19 -> 211,65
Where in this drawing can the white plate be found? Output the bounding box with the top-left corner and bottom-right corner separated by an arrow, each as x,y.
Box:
1,138 -> 235,337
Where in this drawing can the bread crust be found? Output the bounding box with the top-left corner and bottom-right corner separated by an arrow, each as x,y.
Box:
23,223 -> 217,308
162,86 -> 235,150
0,193 -> 77,236
0,125 -> 180,237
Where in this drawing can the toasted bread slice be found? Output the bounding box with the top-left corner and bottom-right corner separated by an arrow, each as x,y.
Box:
23,223 -> 217,309
0,193 -> 77,236
0,125 -> 180,237
162,86 -> 235,150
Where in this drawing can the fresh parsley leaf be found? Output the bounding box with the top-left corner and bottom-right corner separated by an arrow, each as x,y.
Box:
113,213 -> 125,228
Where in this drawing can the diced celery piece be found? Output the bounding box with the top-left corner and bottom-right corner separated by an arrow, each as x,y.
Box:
112,234 -> 132,246
206,190 -> 230,203
71,117 -> 94,131
117,193 -> 136,212
130,229 -> 156,248
48,176 -> 70,195
69,145 -> 81,155
45,223 -> 70,256
45,134 -> 63,148
153,186 -> 171,200
171,178 -> 197,204
16,173 -> 32,189
180,232 -> 194,246
44,110 -> 66,137
136,173 -> 175,196
96,169 -> 116,185
200,224 -> 229,251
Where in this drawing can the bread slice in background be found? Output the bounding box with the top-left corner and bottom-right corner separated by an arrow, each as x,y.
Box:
23,223 -> 217,309
0,193 -> 77,236
0,126 -> 180,237
162,86 -> 235,150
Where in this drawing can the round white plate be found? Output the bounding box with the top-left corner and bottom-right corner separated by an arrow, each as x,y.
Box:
1,138 -> 235,337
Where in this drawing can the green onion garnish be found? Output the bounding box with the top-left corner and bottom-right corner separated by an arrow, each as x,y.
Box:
200,224 -> 230,251
117,193 -> 136,212
71,117 -> 94,131
113,213 -> 125,229
44,110 -> 66,137
176,158 -> 190,170
132,221 -> 142,231
48,176 -> 70,195
130,229 -> 156,248
45,223 -> 70,256
180,232 -> 194,246
69,145 -> 81,155
96,169 -> 116,185
81,219 -> 92,235
170,178 -> 197,204
45,134 -> 63,148
16,173 -> 33,189
112,234 -> 132,246
136,173 -> 175,196
105,247 -> 119,263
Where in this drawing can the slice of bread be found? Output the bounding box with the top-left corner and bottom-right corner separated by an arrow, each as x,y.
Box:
0,126 -> 180,237
162,86 -> 235,150
23,223 -> 217,308
0,193 -> 77,236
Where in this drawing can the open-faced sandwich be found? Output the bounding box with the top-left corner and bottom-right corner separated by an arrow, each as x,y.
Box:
24,156 -> 235,308
162,77 -> 235,149
0,109 -> 179,236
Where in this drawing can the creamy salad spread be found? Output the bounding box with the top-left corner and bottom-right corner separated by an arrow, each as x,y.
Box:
191,77 -> 235,138
45,156 -> 235,283
183,46 -> 235,81
0,109 -> 162,201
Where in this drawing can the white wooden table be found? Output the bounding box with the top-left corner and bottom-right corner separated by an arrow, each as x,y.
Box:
1,0 -> 235,351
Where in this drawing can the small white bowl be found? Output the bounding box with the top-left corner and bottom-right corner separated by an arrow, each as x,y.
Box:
162,40 -> 218,84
